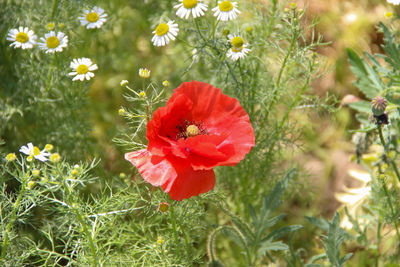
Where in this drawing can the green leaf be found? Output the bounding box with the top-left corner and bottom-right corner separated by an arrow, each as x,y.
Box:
305,216 -> 329,231
379,22 -> 400,68
257,240 -> 288,257
221,226 -> 247,249
347,48 -> 384,98
325,212 -> 352,267
348,101 -> 371,114
348,124 -> 376,133
264,225 -> 303,241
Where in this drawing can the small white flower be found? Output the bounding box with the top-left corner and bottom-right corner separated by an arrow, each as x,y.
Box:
174,0 -> 208,19
38,31 -> 68,53
387,0 -> 400,5
226,34 -> 250,61
79,6 -> 108,29
151,21 -> 179,47
6,26 -> 37,49
212,1 -> 240,21
19,143 -> 50,162
139,68 -> 151,78
68,58 -> 98,81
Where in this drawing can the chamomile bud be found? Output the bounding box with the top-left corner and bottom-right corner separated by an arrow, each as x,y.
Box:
162,80 -> 169,87
46,22 -> 56,31
45,144 -> 54,152
139,91 -> 146,98
6,153 -> 16,162
120,80 -> 129,86
32,169 -> 41,177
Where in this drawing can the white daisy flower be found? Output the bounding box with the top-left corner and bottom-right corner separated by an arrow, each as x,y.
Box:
38,31 -> 68,53
79,6 -> 108,29
68,58 -> 98,81
226,34 -> 250,61
174,0 -> 208,19
6,26 -> 37,49
151,21 -> 179,47
212,1 -> 240,21
139,68 -> 151,78
387,0 -> 400,5
19,142 -> 50,162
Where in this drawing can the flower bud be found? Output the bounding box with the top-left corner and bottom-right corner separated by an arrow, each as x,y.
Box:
157,202 -> 170,213
6,153 -> 16,162
45,144 -> 54,152
139,91 -> 146,98
27,181 -> 35,190
162,80 -> 169,87
120,80 -> 129,87
371,96 -> 387,116
32,169 -> 40,177
46,22 -> 55,31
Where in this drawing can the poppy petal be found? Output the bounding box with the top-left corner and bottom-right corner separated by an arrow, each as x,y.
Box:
162,164 -> 215,201
125,149 -> 177,187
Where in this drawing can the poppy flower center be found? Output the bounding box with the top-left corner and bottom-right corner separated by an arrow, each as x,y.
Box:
155,23 -> 169,36
183,0 -> 198,8
16,32 -> 29,43
46,36 -> 60,48
219,1 -> 233,12
86,12 -> 99,22
175,120 -> 207,140
186,125 -> 200,137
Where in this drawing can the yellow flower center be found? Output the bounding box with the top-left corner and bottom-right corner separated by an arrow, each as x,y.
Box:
155,23 -> 169,36
183,0 -> 198,8
33,146 -> 41,156
186,125 -> 200,137
16,32 -> 29,43
76,64 -> 89,74
46,36 -> 60,48
231,46 -> 243,52
86,12 -> 99,22
231,36 -> 244,48
219,1 -> 233,12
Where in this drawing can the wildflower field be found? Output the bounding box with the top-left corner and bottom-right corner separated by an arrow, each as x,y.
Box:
2,0 -> 400,266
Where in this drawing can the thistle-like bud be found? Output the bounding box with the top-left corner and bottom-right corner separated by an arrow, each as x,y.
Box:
371,96 -> 387,116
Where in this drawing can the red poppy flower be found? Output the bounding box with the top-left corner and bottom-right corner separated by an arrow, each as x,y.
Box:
125,80 -> 255,200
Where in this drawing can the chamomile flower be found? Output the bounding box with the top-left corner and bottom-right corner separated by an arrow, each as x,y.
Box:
174,0 -> 208,19
38,31 -> 68,53
139,68 -> 151,78
7,27 -> 37,49
79,6 -> 108,29
212,1 -> 240,21
151,21 -> 179,47
68,58 -> 98,81
19,143 -> 50,162
387,0 -> 400,5
226,34 -> 251,61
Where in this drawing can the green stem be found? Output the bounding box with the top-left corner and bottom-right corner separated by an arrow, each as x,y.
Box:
267,61 -> 313,152
170,204 -> 179,248
73,209 -> 98,266
375,219 -> 381,267
50,0 -> 59,19
377,125 -> 400,185
1,175 -> 28,260
381,179 -> 400,246
194,19 -> 207,42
